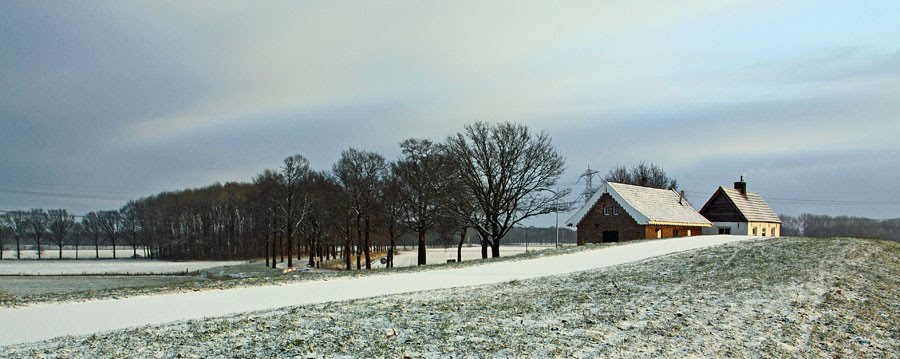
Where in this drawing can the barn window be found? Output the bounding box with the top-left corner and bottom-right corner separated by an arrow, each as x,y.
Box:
673,229 -> 680,237
762,228 -> 767,237
656,228 -> 662,239
613,206 -> 620,215
603,206 -> 611,216
687,229 -> 692,236
752,227 -> 758,235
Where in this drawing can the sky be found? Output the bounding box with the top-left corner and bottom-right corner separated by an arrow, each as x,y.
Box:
1,1 -> 899,226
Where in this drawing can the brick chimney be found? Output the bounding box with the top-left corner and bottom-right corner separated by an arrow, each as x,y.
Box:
734,176 -> 747,195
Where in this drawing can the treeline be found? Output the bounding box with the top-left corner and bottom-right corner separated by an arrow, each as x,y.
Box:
0,122 -> 570,269
780,214 -> 900,241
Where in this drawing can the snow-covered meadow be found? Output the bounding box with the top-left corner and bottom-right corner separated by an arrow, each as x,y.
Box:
1,246 -> 139,260
5,236 -> 897,358
0,259 -> 245,275
390,245 -> 553,268
0,235 -> 754,346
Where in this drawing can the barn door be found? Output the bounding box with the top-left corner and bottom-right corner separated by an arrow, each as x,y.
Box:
602,231 -> 619,242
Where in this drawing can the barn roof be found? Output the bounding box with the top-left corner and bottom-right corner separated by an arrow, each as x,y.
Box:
711,187 -> 782,223
566,182 -> 712,227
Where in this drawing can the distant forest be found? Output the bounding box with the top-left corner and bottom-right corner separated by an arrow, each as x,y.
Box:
780,214 -> 900,241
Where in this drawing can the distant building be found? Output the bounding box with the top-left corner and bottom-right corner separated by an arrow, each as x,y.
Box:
699,177 -> 781,237
565,182 -> 712,244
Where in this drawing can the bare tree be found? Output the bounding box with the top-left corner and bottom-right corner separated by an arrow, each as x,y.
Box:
392,139 -> 451,265
82,211 -> 103,259
333,148 -> 386,270
71,222 -> 84,259
120,201 -> 143,258
47,209 -> 76,259
443,122 -> 567,258
1,211 -> 29,259
98,210 -> 122,259
380,168 -> 408,268
0,221 -> 8,260
278,155 -> 313,269
253,169 -> 282,268
27,209 -> 49,259
297,172 -> 343,268
604,162 -> 678,190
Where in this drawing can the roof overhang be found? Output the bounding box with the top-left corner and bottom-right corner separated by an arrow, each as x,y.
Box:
647,221 -> 713,227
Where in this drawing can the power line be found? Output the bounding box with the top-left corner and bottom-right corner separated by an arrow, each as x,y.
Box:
0,188 -> 134,201
0,209 -> 86,218
0,180 -> 167,193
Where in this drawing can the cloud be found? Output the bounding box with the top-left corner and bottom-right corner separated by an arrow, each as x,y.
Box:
2,1 -> 900,219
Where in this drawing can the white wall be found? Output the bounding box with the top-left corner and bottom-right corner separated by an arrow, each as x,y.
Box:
702,221 -> 781,237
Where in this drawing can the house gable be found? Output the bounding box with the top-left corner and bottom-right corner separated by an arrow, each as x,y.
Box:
700,186 -> 781,224
699,187 -> 747,222
575,193 -> 645,244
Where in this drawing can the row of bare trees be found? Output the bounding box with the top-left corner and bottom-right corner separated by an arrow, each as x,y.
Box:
780,213 -> 900,241
0,122 -> 569,269
0,208 -> 140,260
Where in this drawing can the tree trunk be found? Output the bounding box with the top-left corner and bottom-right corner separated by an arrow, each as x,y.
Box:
16,237 -> 21,259
111,238 -> 116,259
265,237 -> 269,267
417,230 -> 427,266
481,238 -> 488,259
58,245 -> 63,259
286,226 -> 293,269
272,230 -> 279,269
364,217 -> 371,270
355,215 -> 362,271
457,227 -> 466,263
308,238 -> 315,267
491,238 -> 500,258
344,236 -> 352,271
94,237 -> 99,259
388,238 -> 395,268
36,236 -> 42,260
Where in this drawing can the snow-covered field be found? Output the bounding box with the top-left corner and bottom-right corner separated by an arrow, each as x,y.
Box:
390,245 -> 553,268
0,259 -> 245,275
5,236 -> 897,358
0,235 -> 754,346
1,247 -> 138,260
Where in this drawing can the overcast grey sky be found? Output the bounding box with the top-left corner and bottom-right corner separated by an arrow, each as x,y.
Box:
2,1 -> 899,225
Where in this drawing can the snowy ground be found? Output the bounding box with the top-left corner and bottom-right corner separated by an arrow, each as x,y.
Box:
0,259 -> 245,275
1,247 -> 138,260
390,245 -> 553,268
0,235 -> 755,346
5,236 -> 897,358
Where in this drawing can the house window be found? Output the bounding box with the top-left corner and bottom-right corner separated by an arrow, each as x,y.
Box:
752,227 -> 758,236
603,205 -> 611,216
762,228 -> 767,237
613,206 -> 620,215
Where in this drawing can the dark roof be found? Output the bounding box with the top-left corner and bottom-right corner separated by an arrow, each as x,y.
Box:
714,187 -> 781,223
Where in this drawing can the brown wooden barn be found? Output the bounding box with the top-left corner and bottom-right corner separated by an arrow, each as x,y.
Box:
699,177 -> 781,237
565,182 -> 712,244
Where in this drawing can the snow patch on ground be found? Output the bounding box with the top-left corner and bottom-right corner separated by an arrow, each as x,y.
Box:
0,235 -> 754,346
390,245 -> 553,268
0,260 -> 245,275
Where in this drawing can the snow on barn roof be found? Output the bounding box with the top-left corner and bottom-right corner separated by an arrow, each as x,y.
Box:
714,187 -> 782,223
566,182 -> 712,227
